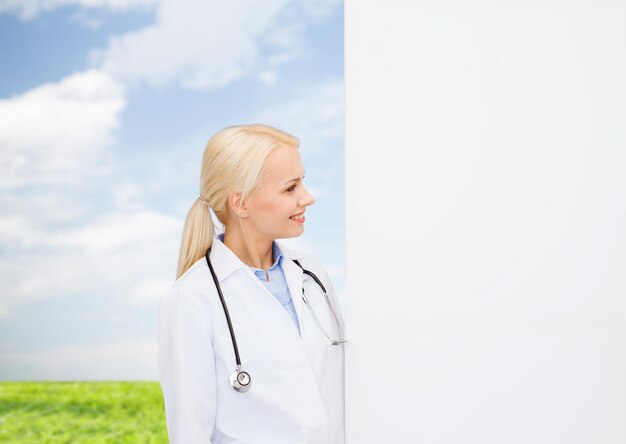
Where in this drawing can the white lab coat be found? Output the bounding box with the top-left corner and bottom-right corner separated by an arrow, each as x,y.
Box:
158,234 -> 345,444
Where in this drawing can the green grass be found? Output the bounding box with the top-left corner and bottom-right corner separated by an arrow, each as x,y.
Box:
0,382 -> 168,443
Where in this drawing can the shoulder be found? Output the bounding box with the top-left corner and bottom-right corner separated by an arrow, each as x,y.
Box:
174,255 -> 212,290
157,257 -> 218,343
158,256 -> 215,316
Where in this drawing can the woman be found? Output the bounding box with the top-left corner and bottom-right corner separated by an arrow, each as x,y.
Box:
158,124 -> 346,444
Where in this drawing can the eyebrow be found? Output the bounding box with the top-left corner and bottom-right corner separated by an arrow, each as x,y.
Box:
284,171 -> 305,185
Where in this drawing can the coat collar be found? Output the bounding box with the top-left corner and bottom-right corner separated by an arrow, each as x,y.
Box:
209,232 -> 304,283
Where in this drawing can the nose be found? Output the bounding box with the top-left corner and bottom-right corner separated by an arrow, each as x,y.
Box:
299,186 -> 316,207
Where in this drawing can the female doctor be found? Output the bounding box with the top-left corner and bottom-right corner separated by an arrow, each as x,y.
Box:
158,124 -> 346,444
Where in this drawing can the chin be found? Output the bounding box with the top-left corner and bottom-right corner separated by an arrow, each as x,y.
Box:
279,227 -> 304,239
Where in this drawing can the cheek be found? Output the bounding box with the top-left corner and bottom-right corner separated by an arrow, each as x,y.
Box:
252,197 -> 292,220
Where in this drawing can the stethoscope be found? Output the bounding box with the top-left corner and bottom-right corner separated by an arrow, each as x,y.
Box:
205,246 -> 347,393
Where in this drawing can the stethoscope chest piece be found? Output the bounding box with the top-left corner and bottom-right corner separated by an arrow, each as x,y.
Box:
230,366 -> 252,393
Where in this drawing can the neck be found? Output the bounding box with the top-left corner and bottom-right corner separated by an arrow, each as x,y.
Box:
222,227 -> 274,270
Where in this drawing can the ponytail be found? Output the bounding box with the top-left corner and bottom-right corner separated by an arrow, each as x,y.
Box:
176,197 -> 217,279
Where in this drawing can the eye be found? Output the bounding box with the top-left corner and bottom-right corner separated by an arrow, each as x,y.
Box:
286,184 -> 297,192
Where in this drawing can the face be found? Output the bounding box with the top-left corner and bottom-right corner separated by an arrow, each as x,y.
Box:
230,144 -> 316,240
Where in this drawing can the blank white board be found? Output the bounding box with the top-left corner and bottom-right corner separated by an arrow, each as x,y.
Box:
344,1 -> 626,442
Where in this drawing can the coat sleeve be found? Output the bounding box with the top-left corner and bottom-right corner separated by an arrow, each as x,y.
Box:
158,284 -> 217,443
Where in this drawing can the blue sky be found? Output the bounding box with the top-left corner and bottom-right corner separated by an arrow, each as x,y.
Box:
0,0 -> 344,380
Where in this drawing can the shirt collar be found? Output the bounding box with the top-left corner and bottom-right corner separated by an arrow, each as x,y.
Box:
211,232 -> 302,282
217,232 -> 283,271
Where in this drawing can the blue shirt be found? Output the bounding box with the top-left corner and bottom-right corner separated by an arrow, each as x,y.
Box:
218,232 -> 301,336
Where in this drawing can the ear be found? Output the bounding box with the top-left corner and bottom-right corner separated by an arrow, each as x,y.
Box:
228,192 -> 249,218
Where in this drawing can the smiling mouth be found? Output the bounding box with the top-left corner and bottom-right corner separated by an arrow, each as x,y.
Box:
290,213 -> 305,221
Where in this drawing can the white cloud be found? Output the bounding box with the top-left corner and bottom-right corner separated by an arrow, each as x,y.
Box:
253,79 -> 344,158
298,0 -> 343,23
0,214 -> 35,247
0,69 -> 125,190
0,193 -> 95,246
94,0 -> 291,89
0,337 -> 157,380
0,210 -> 182,314
0,0 -> 157,20
92,0 -> 341,90
48,210 -> 179,252
111,179 -> 144,208
128,277 -> 172,306
258,70 -> 278,87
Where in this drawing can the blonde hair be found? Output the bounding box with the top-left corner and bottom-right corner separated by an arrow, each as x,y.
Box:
176,124 -> 300,279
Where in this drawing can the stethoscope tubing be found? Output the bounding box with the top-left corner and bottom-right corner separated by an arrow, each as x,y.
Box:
205,247 -> 242,366
293,259 -> 347,346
